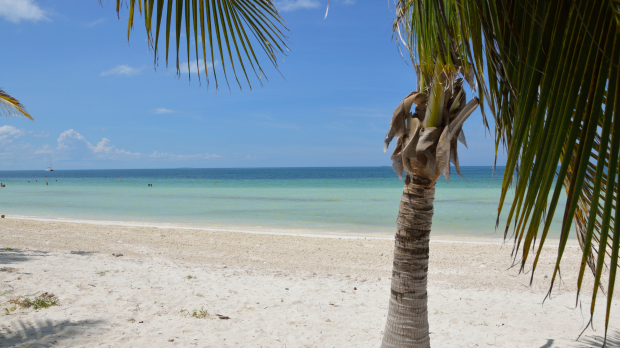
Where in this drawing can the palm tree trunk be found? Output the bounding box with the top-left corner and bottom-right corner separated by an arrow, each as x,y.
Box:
381,173 -> 435,348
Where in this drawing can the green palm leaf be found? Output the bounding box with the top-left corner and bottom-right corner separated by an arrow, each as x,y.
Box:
394,0 -> 620,341
115,0 -> 289,90
0,88 -> 33,120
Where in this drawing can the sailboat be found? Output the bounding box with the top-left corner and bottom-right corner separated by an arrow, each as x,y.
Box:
45,156 -> 54,172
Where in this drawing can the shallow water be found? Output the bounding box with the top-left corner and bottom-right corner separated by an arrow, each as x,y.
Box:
0,167 -> 566,238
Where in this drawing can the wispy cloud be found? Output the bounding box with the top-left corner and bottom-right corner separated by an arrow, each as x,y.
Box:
55,129 -> 139,157
0,126 -> 222,164
274,0 -> 320,11
33,144 -> 53,155
259,122 -> 300,130
152,108 -> 180,114
339,107 -> 388,118
0,125 -> 25,144
0,0 -> 48,23
149,151 -> 222,160
30,130 -> 50,138
86,18 -> 106,27
0,126 -> 43,163
0,142 -> 35,162
100,64 -> 144,76
179,59 -> 216,74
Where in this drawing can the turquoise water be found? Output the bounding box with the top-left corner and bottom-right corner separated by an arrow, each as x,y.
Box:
0,167 -> 566,238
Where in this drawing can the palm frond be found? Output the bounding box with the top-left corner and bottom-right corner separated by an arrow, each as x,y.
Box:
0,88 -> 33,120
114,0 -> 289,90
394,0 -> 620,338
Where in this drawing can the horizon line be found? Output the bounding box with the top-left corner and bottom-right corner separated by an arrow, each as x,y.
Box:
0,165 -> 507,172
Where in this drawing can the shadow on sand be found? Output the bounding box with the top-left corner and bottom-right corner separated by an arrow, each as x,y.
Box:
574,330 -> 620,348
0,248 -> 49,267
0,248 -> 98,267
539,330 -> 620,347
69,251 -> 98,256
0,318 -> 105,347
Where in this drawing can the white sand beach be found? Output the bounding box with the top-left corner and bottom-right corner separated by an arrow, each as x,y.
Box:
1,218 -> 618,347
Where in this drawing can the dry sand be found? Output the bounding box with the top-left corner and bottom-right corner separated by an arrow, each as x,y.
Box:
0,217 -> 618,347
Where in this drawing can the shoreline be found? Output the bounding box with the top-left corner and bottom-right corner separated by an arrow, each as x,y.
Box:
3,215 -> 576,247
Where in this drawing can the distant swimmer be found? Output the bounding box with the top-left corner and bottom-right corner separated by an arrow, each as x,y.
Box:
46,182 -> 48,185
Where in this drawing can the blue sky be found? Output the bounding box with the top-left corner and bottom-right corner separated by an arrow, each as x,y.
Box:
0,0 -> 505,170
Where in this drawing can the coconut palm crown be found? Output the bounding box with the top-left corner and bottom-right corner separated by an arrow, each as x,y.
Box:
382,0 -> 620,346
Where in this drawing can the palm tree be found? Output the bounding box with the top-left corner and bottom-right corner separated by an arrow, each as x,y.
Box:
0,88 -> 32,119
380,0 -> 620,347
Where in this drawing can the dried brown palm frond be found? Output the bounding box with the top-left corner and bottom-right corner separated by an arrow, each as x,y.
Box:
0,88 -> 33,120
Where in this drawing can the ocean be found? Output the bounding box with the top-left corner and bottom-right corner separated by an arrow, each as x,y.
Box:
0,167 -> 567,238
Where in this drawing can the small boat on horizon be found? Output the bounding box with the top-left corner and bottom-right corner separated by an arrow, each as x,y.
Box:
45,156 -> 54,172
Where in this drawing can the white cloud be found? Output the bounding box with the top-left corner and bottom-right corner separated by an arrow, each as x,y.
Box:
149,151 -> 221,160
152,108 -> 180,114
179,59 -> 215,74
33,144 -> 53,154
339,107 -> 387,118
274,0 -> 320,11
0,142 -> 35,161
56,129 -> 85,149
0,126 -> 222,165
100,64 -> 144,76
57,129 -> 139,157
30,130 -> 50,138
0,126 -> 33,163
86,18 -> 106,27
0,125 -> 25,144
0,0 -> 47,23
